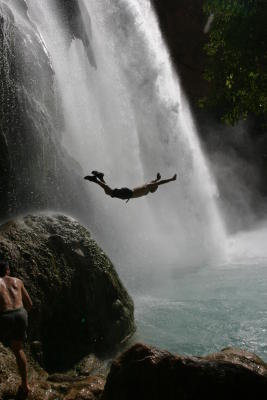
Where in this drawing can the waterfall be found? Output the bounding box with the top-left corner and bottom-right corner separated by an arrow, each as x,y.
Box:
4,0 -> 226,277
0,0 -> 92,220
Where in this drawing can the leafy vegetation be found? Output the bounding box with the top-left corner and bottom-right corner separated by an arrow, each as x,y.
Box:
200,0 -> 267,125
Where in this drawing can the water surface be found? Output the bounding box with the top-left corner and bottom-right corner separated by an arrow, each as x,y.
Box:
132,260 -> 267,360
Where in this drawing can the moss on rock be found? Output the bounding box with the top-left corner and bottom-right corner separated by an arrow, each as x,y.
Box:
0,214 -> 135,370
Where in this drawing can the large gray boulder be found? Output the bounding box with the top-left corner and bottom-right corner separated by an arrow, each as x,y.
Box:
0,214 -> 135,370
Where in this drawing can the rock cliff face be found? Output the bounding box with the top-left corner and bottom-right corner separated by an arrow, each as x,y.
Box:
0,0 -> 90,221
152,0 -> 208,102
0,214 -> 135,370
103,343 -> 267,400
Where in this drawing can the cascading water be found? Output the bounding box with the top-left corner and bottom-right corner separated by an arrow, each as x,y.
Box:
6,0 -> 267,360
23,0 -> 226,280
0,0 -> 92,220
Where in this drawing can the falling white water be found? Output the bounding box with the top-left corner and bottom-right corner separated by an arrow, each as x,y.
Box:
227,221 -> 267,264
20,0 -> 225,274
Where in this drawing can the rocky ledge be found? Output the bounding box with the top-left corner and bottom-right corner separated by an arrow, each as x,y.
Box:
0,341 -> 106,399
2,342 -> 267,399
103,343 -> 267,400
0,214 -> 135,371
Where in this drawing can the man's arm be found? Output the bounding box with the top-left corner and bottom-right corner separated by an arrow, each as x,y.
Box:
21,282 -> 33,312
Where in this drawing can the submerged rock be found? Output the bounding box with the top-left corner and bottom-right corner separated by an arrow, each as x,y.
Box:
0,214 -> 135,370
102,343 -> 267,400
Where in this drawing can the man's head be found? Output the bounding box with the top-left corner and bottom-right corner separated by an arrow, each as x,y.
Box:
0,260 -> 10,277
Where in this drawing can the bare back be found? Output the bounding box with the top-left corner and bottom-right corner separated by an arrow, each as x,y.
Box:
0,277 -> 31,313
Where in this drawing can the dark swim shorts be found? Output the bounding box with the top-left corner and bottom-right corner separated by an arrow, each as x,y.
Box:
111,187 -> 133,200
0,307 -> 28,346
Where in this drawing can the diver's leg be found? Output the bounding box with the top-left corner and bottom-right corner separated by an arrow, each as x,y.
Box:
84,175 -> 113,196
91,170 -> 105,183
95,181 -> 113,196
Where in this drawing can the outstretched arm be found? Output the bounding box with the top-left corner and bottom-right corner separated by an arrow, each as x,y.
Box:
149,174 -> 177,187
132,174 -> 176,198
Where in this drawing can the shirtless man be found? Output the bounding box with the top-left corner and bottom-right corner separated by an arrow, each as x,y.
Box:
84,171 -> 177,201
0,260 -> 33,395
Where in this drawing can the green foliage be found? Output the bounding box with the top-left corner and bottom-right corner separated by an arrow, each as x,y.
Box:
201,0 -> 267,125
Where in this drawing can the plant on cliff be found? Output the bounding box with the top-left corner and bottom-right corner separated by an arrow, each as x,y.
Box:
200,0 -> 267,125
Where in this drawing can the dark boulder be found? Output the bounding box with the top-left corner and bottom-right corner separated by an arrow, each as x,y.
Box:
152,0 -> 208,102
0,214 -> 135,371
103,343 -> 267,400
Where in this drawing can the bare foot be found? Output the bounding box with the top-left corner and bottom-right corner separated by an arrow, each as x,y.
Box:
84,175 -> 98,182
